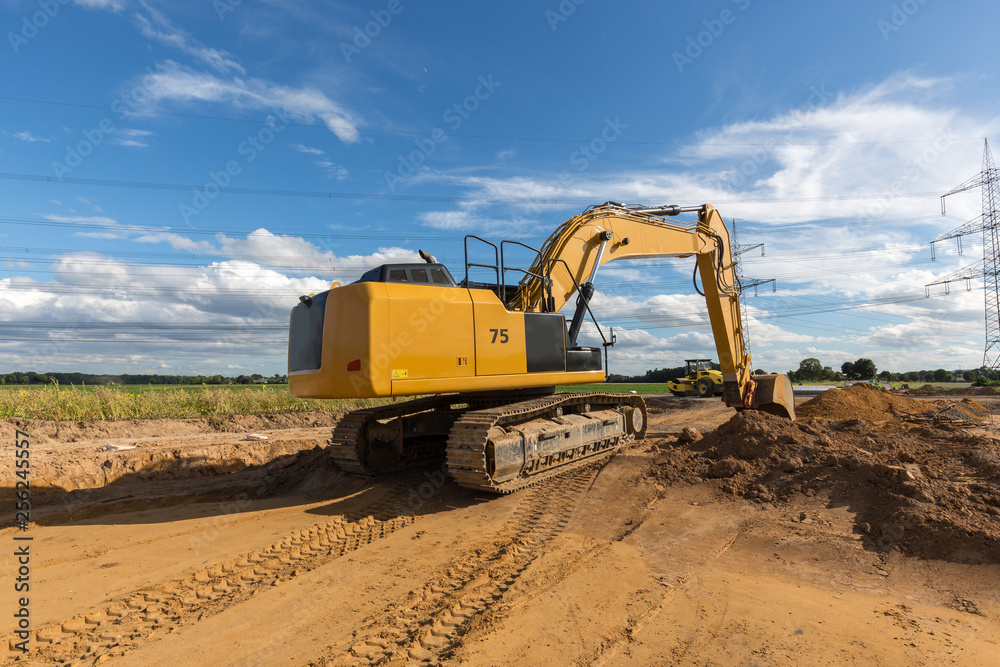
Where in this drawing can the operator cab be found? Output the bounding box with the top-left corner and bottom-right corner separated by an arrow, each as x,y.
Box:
354,263 -> 457,287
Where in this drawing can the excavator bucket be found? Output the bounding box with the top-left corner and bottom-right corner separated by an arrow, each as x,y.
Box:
750,374 -> 796,421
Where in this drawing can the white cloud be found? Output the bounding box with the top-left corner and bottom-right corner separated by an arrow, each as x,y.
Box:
291,143 -> 325,155
419,73 -> 993,228
12,131 -> 48,143
74,196 -> 103,212
316,160 -> 349,180
417,208 -> 538,236
139,61 -> 361,143
108,128 -> 156,148
0,237 -> 424,373
134,2 -> 244,75
212,229 -> 419,277
287,144 -> 348,178
43,214 -> 121,226
73,0 -> 127,10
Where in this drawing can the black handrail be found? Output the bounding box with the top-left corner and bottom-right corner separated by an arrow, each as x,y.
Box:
500,239 -> 548,308
463,235 -> 500,287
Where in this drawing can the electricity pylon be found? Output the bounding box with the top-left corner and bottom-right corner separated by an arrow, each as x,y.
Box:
731,220 -> 776,361
927,139 -> 1000,377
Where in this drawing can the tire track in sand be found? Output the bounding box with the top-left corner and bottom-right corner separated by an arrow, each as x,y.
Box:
311,464 -> 603,666
2,484 -> 422,666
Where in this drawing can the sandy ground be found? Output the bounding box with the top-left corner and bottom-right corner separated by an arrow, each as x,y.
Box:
2,394 -> 998,666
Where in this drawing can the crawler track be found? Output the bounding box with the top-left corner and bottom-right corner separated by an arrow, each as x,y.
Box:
330,396 -> 461,475
332,392 -> 646,494
447,393 -> 647,493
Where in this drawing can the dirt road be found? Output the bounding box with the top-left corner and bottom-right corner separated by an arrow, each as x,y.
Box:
2,393 -> 998,665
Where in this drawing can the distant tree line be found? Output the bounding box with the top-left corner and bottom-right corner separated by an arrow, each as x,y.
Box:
787,357 -> 979,383
0,371 -> 289,386
608,357 -> 983,384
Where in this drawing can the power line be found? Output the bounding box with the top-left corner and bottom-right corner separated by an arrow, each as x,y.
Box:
0,322 -> 285,330
0,215 -> 943,259
742,213 -> 946,234
0,171 -> 946,205
0,212 -> 955,241
1,94 -> 984,147
0,215 -> 466,241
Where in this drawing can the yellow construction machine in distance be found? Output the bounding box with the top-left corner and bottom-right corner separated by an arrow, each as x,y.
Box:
666,359 -> 724,397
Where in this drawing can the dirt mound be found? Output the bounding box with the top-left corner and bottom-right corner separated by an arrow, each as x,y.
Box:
644,397 -> 697,414
949,386 -> 1000,396
797,384 -> 934,423
1,410 -> 343,444
903,385 -> 1000,396
962,397 -> 992,413
1,413 -> 342,507
647,410 -> 1000,563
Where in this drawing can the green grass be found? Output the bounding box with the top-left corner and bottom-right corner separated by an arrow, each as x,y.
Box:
889,381 -> 973,390
556,383 -> 673,395
0,384 -> 384,421
4,383 -> 288,394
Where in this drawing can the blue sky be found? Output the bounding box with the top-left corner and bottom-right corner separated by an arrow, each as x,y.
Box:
1,0 -> 999,377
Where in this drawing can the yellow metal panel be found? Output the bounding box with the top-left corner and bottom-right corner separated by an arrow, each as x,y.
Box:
469,289 -> 527,376
289,281 -> 390,399
391,369 -> 605,397
384,283 -> 475,384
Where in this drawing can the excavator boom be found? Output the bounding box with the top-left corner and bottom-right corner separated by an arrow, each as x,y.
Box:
509,202 -> 793,419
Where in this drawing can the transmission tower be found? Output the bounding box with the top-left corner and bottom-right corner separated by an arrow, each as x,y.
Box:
731,220 -> 776,361
926,139 -> 1000,377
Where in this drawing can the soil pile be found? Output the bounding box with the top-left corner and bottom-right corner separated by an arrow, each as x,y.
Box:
961,397 -> 993,416
904,385 -> 1000,396
0,413 -> 342,505
645,397 -> 697,415
2,410 -> 343,444
647,409 -> 1000,563
797,384 -> 934,423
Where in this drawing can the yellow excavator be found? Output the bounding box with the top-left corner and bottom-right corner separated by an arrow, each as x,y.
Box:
288,202 -> 794,493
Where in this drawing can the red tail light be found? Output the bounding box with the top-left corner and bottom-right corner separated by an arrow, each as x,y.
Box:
347,359 -> 361,372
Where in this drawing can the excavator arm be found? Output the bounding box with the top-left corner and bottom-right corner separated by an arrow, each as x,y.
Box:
511,202 -> 794,419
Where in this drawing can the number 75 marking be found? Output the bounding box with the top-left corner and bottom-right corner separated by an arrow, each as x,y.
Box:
489,328 -> 509,343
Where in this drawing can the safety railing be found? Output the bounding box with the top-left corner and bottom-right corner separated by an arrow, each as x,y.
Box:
500,239 -> 548,309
